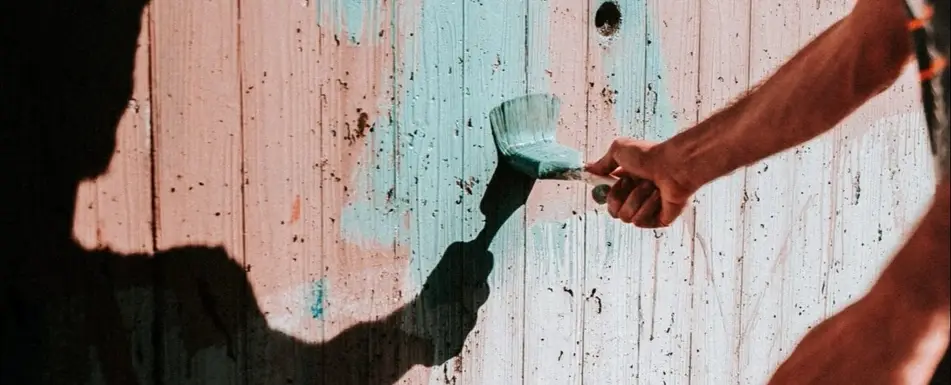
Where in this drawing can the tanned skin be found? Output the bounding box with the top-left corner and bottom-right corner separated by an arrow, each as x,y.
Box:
587,0 -> 950,382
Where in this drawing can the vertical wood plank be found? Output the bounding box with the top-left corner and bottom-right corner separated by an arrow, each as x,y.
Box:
71,6 -> 156,384
582,0 -> 648,382
523,0 -> 588,384
636,1 -> 699,383
239,0 -> 323,383
689,0 -> 748,382
390,0 -> 468,382
316,0 -> 411,383
822,0 -> 934,349
459,0 -> 529,383
738,2 -> 935,382
150,0 -> 245,383
582,0 -> 699,382
771,0 -> 846,371
738,2 -> 809,382
73,6 -> 155,255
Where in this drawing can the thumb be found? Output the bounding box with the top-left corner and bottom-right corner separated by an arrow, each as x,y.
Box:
586,148 -> 619,176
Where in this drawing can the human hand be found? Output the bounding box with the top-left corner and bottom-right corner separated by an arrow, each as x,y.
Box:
586,138 -> 696,228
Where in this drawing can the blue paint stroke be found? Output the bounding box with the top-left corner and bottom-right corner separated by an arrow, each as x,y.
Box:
309,278 -> 328,320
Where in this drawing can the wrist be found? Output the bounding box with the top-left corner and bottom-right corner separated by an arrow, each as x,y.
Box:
655,122 -> 735,193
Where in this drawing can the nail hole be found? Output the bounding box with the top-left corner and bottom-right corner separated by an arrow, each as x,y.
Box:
595,1 -> 621,37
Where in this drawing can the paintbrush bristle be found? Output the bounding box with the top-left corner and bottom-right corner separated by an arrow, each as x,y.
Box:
489,93 -> 583,179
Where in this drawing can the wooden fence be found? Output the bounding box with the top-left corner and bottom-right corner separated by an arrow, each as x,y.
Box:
35,0 -> 936,383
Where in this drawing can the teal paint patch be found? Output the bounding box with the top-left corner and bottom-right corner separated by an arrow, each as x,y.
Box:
341,0 -> 531,300
342,0 -> 365,43
340,0 -> 678,251
308,278 -> 328,319
529,219 -> 581,267
316,0 -> 386,44
340,0 -> 465,267
336,0 -> 404,248
337,107 -> 403,248
600,0 -> 677,141
395,0 -> 466,288
642,3 -> 678,142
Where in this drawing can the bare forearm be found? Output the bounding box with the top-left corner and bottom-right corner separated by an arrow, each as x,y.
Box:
873,177 -> 950,314
661,0 -> 911,190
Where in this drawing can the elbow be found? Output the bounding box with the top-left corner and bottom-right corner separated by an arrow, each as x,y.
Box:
847,5 -> 914,98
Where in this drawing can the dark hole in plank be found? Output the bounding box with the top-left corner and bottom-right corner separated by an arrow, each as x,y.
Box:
595,1 -> 622,37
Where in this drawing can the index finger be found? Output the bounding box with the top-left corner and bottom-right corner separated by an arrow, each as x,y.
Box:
585,146 -> 618,176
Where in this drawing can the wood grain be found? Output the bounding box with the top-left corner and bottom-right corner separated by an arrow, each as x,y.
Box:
690,0 -> 749,382
739,2 -> 817,382
582,1 -> 654,383
523,1 -> 588,384
635,1 -> 699,383
391,0 -> 469,382
459,0 -> 529,383
239,0 -> 322,383
71,7 -> 156,384
53,0 -> 940,382
150,0 -> 245,383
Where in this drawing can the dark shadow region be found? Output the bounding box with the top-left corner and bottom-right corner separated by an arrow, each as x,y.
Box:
0,0 -> 534,384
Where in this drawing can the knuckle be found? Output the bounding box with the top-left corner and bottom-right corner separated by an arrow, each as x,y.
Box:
610,137 -> 629,150
618,208 -> 634,222
619,213 -> 633,223
607,197 -> 621,211
606,204 -> 618,218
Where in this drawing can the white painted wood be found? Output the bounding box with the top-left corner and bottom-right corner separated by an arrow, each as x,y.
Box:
690,0 -> 749,382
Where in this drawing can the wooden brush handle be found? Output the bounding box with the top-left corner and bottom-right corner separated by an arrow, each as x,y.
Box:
577,171 -> 618,205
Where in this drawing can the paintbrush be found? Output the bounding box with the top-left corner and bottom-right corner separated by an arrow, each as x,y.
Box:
489,93 -> 618,204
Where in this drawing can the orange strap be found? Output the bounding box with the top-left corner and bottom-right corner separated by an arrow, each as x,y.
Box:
920,56 -> 947,81
907,4 -> 934,30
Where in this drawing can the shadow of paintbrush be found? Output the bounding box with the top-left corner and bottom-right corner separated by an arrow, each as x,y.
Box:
406,147 -> 535,365
489,93 -> 620,204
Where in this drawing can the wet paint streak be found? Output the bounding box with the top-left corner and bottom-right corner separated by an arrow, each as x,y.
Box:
309,278 -> 327,319
458,0 -> 531,383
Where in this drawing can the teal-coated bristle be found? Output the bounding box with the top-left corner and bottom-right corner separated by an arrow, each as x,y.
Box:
489,93 -> 583,179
